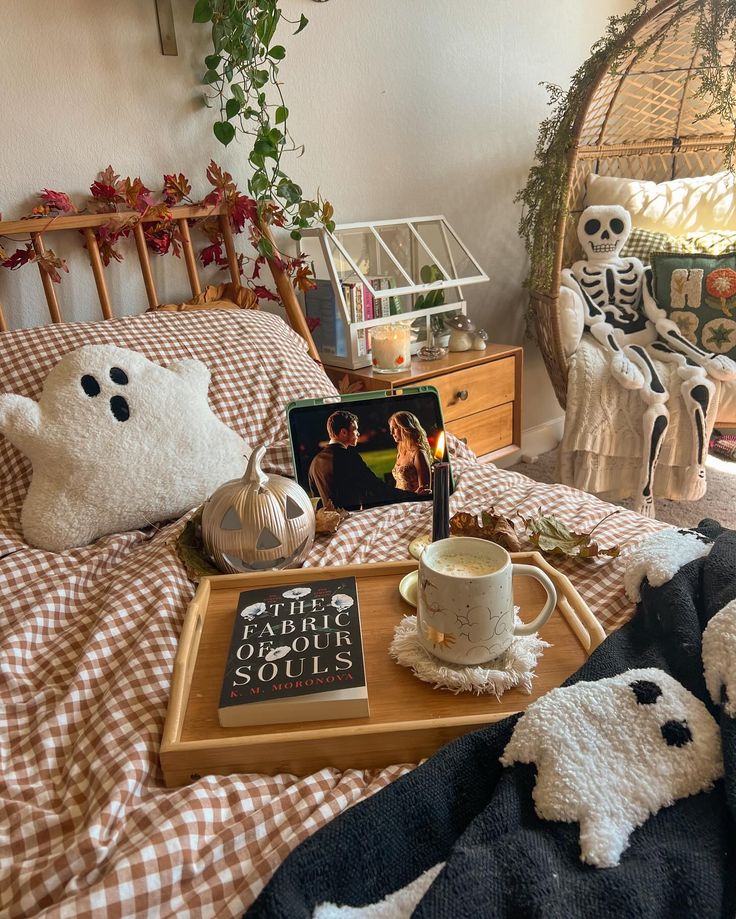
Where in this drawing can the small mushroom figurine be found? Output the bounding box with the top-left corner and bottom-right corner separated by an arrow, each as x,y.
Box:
472,328 -> 488,351
445,314 -> 476,352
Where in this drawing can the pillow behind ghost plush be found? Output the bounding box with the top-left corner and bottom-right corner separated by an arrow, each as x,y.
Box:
0,344 -> 249,552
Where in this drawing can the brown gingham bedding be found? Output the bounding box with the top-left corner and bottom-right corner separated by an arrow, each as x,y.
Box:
0,310 -> 666,917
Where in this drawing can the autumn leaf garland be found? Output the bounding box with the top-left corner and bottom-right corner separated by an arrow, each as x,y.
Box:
0,161 -> 317,301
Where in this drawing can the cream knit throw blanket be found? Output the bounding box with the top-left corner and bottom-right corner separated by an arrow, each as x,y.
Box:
560,338 -> 723,504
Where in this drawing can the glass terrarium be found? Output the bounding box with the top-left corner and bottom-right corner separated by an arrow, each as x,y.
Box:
299,216 -> 489,369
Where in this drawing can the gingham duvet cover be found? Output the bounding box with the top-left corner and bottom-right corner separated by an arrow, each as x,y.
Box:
0,310 -> 665,917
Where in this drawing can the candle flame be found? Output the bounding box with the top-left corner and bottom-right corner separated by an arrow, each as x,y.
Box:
434,430 -> 446,461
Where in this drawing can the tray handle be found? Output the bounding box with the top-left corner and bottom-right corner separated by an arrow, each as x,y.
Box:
162,580 -> 209,747
525,552 -> 606,652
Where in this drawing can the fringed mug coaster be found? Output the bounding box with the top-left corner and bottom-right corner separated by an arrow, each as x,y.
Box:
389,612 -> 549,696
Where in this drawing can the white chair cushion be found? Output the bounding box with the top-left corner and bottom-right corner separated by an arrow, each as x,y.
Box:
716,375 -> 736,425
585,172 -> 736,236
558,282 -> 585,358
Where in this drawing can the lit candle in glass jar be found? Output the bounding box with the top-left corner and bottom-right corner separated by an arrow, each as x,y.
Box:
371,322 -> 412,373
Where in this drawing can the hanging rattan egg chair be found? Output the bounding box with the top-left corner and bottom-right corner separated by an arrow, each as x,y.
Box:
531,0 -> 735,409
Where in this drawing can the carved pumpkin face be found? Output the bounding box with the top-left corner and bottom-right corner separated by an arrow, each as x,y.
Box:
202,446 -> 315,573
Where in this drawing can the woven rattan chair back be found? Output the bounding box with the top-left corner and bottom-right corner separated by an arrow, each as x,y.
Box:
530,0 -> 736,408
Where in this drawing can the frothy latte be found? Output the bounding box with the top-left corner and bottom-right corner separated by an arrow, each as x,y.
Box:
430,553 -> 501,577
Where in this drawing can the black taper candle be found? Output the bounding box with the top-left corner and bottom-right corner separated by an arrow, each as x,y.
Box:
431,460 -> 450,542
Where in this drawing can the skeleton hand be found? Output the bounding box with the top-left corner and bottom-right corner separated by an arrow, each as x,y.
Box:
610,351 -> 645,390
697,352 -> 736,382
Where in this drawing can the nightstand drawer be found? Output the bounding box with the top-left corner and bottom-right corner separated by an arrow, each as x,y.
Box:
424,357 -> 515,422
448,403 -> 514,456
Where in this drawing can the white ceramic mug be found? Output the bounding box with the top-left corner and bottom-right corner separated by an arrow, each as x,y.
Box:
417,537 -> 557,666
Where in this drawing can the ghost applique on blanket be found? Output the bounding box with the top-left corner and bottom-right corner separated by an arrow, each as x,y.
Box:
0,344 -> 249,552
500,668 -> 723,868
703,598 -> 736,717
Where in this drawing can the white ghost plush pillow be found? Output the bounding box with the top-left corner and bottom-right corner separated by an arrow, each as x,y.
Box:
0,344 -> 250,552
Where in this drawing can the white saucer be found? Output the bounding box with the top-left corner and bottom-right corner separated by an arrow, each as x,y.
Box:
399,570 -> 418,608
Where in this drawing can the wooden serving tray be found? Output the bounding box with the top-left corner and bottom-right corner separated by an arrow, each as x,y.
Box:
159,552 -> 605,787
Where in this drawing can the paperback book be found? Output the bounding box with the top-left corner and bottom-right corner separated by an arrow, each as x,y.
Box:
218,576 -> 369,728
303,279 -> 348,358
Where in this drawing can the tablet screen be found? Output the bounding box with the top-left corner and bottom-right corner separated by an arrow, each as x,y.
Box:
287,389 -> 452,512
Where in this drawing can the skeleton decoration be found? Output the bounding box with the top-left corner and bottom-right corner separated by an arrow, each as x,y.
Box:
561,205 -> 736,515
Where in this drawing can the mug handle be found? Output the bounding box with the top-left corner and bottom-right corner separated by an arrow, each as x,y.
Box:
511,564 -> 557,636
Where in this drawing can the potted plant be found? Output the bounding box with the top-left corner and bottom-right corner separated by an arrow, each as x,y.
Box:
412,263 -> 454,349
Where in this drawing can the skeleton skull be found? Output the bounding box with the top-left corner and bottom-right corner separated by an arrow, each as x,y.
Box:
577,205 -> 632,261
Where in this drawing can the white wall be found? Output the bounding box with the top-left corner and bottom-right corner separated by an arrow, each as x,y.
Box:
0,0 -> 632,429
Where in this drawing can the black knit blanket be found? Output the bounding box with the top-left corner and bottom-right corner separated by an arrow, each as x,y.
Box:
247,522 -> 736,919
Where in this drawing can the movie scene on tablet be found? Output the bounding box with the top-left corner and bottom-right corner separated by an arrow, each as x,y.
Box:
287,391 -> 452,512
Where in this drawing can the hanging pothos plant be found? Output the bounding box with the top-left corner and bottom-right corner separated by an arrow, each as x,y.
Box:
193,0 -> 334,294
516,0 -> 736,295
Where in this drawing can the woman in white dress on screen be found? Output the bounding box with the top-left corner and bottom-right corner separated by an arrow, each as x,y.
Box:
388,411 -> 432,495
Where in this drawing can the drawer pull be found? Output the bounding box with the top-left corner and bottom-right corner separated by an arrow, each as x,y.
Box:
456,389 -> 469,402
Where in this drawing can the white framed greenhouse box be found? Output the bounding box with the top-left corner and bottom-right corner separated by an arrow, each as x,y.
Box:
298,216 -> 489,369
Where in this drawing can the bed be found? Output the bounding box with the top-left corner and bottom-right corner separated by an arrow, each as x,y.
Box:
1,306 -> 670,917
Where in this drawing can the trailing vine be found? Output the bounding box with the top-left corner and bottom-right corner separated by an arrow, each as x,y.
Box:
1,2 -> 333,305
193,0 -> 334,274
517,0 -> 736,296
693,0 -> 736,166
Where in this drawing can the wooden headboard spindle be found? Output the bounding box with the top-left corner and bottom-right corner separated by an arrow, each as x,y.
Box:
83,228 -> 114,320
133,222 -> 159,310
31,232 -> 63,324
0,205 -> 320,363
177,217 -> 203,298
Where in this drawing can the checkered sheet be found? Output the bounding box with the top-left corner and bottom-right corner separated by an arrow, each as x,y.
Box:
0,310 -> 666,917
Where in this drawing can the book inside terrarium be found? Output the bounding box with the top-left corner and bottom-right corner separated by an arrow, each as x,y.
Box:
299,217 -> 488,369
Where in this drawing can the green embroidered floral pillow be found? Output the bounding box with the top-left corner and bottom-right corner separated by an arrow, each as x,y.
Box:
652,251 -> 736,359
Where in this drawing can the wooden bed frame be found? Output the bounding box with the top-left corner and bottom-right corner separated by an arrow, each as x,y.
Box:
0,204 -> 319,359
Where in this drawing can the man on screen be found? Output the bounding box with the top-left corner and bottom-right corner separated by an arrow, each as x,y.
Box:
308,410 -> 416,510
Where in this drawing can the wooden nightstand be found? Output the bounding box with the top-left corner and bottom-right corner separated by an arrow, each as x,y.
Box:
323,345 -> 522,462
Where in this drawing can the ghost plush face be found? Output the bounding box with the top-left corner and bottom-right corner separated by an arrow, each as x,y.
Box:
576,205 -> 632,261
501,668 -> 723,868
0,344 -> 249,552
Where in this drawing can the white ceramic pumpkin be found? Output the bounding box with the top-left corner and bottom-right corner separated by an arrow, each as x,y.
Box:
201,446 -> 315,573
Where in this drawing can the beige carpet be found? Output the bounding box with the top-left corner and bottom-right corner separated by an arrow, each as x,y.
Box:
510,448 -> 736,530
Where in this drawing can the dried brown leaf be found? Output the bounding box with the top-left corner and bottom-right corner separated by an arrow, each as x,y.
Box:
315,506 -> 350,535
450,508 -> 521,552
34,248 -> 69,284
520,510 -> 621,560
171,508 -> 222,580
